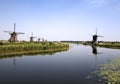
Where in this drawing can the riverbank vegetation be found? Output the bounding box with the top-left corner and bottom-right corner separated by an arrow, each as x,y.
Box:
0,42 -> 69,56
61,41 -> 120,49
98,42 -> 120,49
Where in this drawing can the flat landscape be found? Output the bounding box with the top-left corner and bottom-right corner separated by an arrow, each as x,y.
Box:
0,0 -> 120,84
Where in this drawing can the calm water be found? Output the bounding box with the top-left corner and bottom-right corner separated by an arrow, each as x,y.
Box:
0,44 -> 120,84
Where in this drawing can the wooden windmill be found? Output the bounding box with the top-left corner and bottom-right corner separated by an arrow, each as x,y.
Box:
38,38 -> 45,42
29,32 -> 37,42
4,23 -> 24,42
37,35 -> 45,42
91,28 -> 103,45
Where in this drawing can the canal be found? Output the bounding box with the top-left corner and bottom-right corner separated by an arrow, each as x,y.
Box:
0,44 -> 120,84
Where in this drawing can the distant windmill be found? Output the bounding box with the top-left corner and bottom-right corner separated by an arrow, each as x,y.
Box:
29,32 -> 37,42
38,38 -> 45,42
91,28 -> 103,45
4,23 -> 24,42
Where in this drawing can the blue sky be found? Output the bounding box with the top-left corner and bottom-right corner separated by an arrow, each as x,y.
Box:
0,0 -> 120,41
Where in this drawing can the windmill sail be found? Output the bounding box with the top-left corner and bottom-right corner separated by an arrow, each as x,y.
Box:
4,31 -> 12,33
4,23 -> 25,42
91,28 -> 104,45
29,32 -> 37,42
14,23 -> 16,32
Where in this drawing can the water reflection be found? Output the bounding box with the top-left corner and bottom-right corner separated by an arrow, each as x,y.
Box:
13,57 -> 16,67
91,46 -> 103,68
0,49 -> 68,59
87,46 -> 120,84
92,45 -> 97,55
0,49 -> 69,68
1,44 -> 120,84
91,46 -> 98,68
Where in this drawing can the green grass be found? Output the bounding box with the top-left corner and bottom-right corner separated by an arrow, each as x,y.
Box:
98,43 -> 120,49
86,57 -> 120,84
0,42 -> 69,56
80,41 -> 120,49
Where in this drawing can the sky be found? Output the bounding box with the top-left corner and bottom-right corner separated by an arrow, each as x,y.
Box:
0,0 -> 120,41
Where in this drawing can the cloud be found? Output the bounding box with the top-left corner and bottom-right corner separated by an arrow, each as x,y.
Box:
87,0 -> 108,7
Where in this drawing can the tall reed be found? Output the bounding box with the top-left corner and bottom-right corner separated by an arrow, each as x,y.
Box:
0,42 -> 69,56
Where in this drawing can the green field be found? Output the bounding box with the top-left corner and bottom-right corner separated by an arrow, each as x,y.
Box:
0,42 -> 69,56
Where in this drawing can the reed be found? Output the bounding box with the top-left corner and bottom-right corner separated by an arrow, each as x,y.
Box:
98,43 -> 120,49
0,42 -> 69,56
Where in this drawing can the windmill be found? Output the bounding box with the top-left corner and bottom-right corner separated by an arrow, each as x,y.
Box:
37,35 -> 43,42
4,23 -> 24,42
38,38 -> 45,42
37,35 -> 45,42
29,32 -> 37,42
91,28 -> 103,45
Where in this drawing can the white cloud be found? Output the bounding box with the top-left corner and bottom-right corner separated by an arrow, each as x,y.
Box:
87,0 -> 108,7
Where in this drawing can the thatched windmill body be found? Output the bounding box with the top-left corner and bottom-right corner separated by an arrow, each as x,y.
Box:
37,35 -> 46,42
91,28 -> 103,45
38,38 -> 45,42
4,23 -> 24,42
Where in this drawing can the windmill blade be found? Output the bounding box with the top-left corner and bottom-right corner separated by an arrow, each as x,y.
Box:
89,34 -> 93,36
16,32 -> 25,34
29,36 -> 37,38
31,32 -> 33,37
33,37 -> 37,38
96,28 -> 97,35
97,35 -> 104,37
4,31 -> 12,33
14,23 -> 16,32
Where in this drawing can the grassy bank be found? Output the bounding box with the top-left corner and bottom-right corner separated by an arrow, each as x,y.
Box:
98,43 -> 120,49
0,42 -> 69,56
80,41 -> 120,49
62,41 -> 120,49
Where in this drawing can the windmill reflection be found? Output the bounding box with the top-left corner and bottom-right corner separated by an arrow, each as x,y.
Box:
92,45 -> 97,55
91,46 -> 103,69
13,57 -> 16,68
91,45 -> 98,68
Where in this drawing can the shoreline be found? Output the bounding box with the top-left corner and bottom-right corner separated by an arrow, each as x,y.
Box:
61,41 -> 120,49
0,42 -> 69,57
